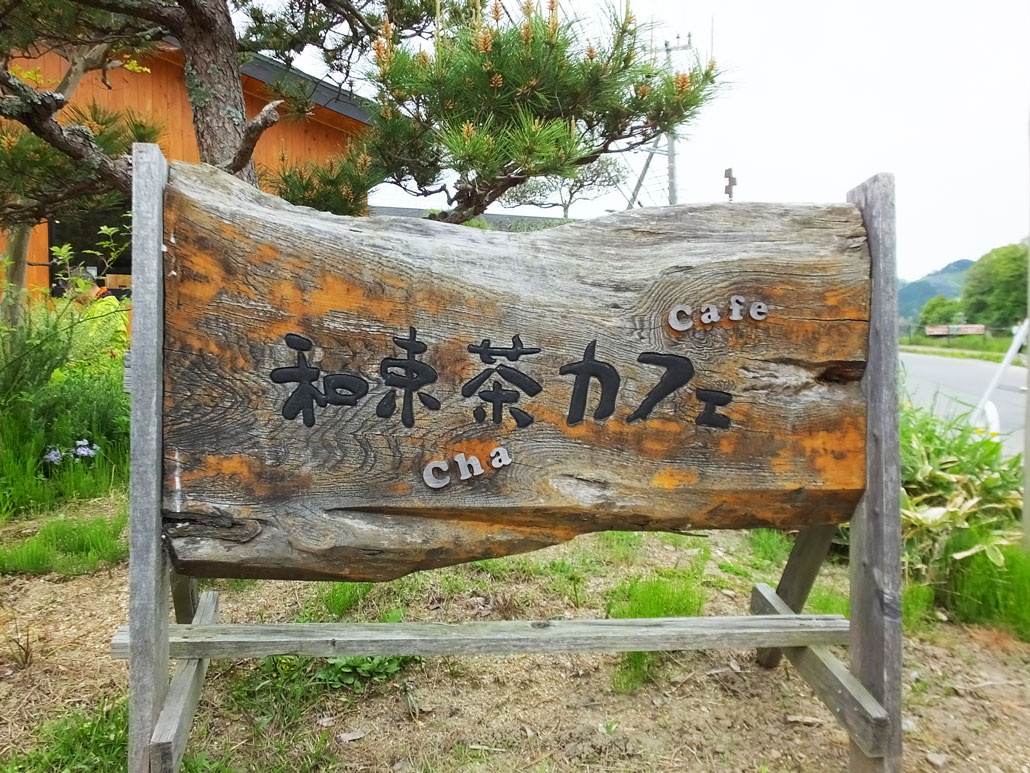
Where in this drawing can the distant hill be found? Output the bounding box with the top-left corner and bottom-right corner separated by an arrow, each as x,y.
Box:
899,259 -> 973,320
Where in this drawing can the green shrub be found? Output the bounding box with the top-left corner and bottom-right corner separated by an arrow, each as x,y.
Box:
898,399 -> 1022,584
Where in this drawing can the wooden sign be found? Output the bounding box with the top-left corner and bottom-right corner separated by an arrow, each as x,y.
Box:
160,162 -> 871,581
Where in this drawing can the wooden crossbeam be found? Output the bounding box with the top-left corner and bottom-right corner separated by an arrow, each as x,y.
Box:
112,615 -> 848,660
751,583 -> 888,759
150,592 -> 219,773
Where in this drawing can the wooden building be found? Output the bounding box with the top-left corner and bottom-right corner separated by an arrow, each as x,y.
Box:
3,42 -> 370,291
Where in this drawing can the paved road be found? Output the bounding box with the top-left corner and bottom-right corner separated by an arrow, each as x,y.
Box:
901,352 -> 1026,456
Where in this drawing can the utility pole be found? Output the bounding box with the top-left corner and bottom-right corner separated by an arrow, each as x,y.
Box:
625,33 -> 694,209
664,34 -> 692,205
665,40 -> 677,205
1025,115 -> 1029,550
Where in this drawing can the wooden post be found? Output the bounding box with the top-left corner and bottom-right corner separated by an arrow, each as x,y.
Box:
847,174 -> 902,771
128,143 -> 170,773
755,523 -> 838,668
170,572 -> 199,624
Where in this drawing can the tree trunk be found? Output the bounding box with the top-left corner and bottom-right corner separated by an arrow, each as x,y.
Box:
0,224 -> 31,330
179,7 -> 258,184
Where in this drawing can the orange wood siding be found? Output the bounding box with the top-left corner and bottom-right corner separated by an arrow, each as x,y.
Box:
2,48 -> 366,290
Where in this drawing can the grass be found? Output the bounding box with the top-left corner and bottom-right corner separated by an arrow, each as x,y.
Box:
943,535 -> 1030,641
805,585 -> 850,617
717,560 -> 752,579
900,332 -> 1015,354
899,345 -> 1009,364
606,545 -> 709,693
902,584 -> 936,634
0,699 -> 235,773
0,506 -> 127,575
322,581 -> 373,617
748,529 -> 793,566
596,530 -> 643,563
0,361 -> 129,523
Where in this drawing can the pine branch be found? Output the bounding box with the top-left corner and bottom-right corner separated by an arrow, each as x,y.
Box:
70,0 -> 185,32
222,101 -> 282,174
0,69 -> 132,194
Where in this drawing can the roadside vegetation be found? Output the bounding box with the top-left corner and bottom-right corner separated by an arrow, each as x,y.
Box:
0,233 -> 130,523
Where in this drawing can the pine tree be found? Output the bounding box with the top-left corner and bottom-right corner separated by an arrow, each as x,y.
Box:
499,155 -> 626,218
272,1 -> 718,223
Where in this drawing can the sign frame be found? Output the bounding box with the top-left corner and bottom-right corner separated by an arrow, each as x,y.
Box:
113,144 -> 901,772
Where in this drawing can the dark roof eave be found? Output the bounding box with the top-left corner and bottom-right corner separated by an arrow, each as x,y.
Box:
239,52 -> 371,127
161,37 -> 371,126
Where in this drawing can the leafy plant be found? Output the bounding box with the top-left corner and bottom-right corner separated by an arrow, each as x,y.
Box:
313,655 -> 415,692
899,399 -> 1022,584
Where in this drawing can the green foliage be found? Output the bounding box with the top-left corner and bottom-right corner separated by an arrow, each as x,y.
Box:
1,229 -> 131,520
918,295 -> 962,326
0,103 -> 159,227
262,148 -> 385,217
899,400 -> 1022,584
0,356 -> 129,521
747,529 -> 793,565
943,530 -> 1030,641
274,2 -> 718,223
0,508 -> 127,575
961,242 -> 1029,327
313,655 -> 414,692
606,546 -> 708,693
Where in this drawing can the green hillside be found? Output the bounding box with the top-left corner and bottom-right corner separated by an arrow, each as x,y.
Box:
899,259 -> 973,320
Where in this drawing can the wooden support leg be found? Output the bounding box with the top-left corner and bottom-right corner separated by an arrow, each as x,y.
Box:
847,174 -> 903,772
752,583 -> 888,758
151,591 -> 219,773
170,572 -> 199,624
756,523 -> 838,668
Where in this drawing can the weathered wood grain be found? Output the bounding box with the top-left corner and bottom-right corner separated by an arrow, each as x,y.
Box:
847,175 -> 902,772
150,591 -> 218,773
159,160 -> 872,581
111,614 -> 849,660
751,583 -> 888,759
756,523 -> 838,667
169,571 -> 199,624
129,143 -> 171,773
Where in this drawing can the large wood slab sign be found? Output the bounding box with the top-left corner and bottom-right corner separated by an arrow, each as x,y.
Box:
160,162 -> 871,581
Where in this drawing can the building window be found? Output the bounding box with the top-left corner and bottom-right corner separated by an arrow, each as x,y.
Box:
48,199 -> 132,299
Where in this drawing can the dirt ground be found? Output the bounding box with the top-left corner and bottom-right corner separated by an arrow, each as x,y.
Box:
2,530 -> 1030,772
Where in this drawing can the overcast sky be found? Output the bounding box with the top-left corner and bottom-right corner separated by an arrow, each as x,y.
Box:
366,1 -> 1030,281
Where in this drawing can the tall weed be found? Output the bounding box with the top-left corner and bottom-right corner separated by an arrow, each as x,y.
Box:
899,399 -> 1022,584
